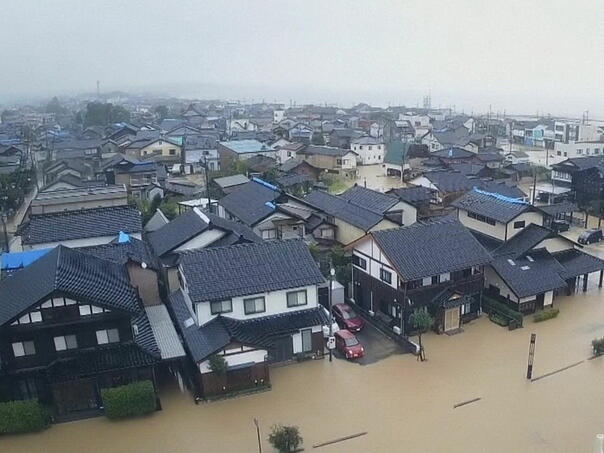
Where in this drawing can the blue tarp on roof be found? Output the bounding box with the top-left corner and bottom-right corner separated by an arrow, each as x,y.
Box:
118,231 -> 131,243
0,248 -> 52,270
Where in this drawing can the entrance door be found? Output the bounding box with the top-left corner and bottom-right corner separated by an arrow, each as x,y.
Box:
536,293 -> 545,310
271,336 -> 293,363
444,307 -> 461,332
52,378 -> 99,415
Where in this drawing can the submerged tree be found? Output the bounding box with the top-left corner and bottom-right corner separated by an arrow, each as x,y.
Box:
409,308 -> 434,362
268,424 -> 303,453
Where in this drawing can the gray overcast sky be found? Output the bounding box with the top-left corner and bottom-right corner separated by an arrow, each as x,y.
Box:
2,0 -> 604,116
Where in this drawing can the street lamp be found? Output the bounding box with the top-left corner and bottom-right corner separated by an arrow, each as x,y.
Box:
328,264 -> 336,362
253,418 -> 262,453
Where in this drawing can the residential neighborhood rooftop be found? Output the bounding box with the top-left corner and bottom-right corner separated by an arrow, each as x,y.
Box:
178,239 -> 325,303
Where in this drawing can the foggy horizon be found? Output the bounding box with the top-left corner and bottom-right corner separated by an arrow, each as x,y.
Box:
2,0 -> 604,118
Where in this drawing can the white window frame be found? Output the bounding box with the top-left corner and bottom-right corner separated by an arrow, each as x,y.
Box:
244,296 -> 266,315
287,290 -> 308,308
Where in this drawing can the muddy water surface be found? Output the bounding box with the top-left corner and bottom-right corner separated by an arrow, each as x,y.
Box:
4,288 -> 604,453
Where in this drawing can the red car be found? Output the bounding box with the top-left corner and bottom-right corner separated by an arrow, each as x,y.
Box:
332,303 -> 364,332
335,329 -> 364,360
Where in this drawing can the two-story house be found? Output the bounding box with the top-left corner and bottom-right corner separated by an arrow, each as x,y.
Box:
452,189 -> 604,313
168,240 -> 327,398
349,220 -> 491,335
0,246 -> 165,418
219,178 -> 334,242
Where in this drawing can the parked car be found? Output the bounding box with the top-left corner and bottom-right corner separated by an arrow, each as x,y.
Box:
551,219 -> 570,233
332,303 -> 364,332
334,329 -> 364,360
578,229 -> 603,245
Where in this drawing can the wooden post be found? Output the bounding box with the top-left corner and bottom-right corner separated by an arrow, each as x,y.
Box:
583,273 -> 589,292
599,270 -> 603,289
527,333 -> 536,380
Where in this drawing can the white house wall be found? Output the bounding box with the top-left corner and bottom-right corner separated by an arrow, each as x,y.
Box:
198,348 -> 268,374
353,235 -> 399,289
195,284 -> 320,325
174,229 -> 227,253
536,237 -> 574,254
484,266 -> 520,302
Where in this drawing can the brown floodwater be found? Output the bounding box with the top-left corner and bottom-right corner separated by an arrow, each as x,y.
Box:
4,286 -> 604,453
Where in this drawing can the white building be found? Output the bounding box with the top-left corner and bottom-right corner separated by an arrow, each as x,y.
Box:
350,136 -> 385,165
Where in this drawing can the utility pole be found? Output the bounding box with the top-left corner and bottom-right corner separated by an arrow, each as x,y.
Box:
328,263 -> 335,363
527,333 -> 536,379
253,418 -> 262,453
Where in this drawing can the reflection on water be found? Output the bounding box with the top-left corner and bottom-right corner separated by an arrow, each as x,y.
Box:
4,289 -> 604,453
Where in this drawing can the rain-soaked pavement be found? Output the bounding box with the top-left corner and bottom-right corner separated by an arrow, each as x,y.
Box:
5,284 -> 604,452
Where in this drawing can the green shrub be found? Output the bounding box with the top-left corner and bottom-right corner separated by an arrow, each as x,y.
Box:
489,313 -> 509,327
533,308 -> 560,323
268,424 -> 303,453
593,337 -> 604,356
482,296 -> 523,326
0,400 -> 50,434
101,381 -> 156,420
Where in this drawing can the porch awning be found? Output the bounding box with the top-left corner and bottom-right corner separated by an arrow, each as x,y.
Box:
554,249 -> 604,280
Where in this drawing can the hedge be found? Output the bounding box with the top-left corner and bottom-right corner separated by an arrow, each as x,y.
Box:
0,400 -> 50,434
533,308 -> 559,323
482,296 -> 523,327
101,380 -> 156,420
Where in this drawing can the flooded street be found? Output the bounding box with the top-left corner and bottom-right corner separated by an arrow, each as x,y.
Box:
4,285 -> 604,452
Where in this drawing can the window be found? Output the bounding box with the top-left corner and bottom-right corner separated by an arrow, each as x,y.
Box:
301,329 -> 313,353
596,149 -> 601,155
244,297 -> 266,315
169,149 -> 176,155
577,149 -> 583,155
380,268 -> 392,284
431,275 -> 440,285
461,302 -> 472,315
54,335 -> 78,351
210,300 -> 232,315
513,220 -> 526,229
336,159 -> 343,165
12,341 -> 35,357
287,290 -> 307,307
79,305 -> 92,316
352,254 -> 367,270
467,211 -> 496,226
96,328 -> 120,345
261,229 -> 277,240
320,228 -> 334,239
368,146 -> 372,150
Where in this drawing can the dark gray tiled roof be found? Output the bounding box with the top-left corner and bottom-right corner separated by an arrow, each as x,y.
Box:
179,239 -> 325,303
553,249 -> 604,280
479,180 -> 526,199
552,156 -> 604,172
539,201 -> 577,216
148,208 -> 261,256
452,189 -> 533,223
213,174 -> 250,189
421,170 -> 479,193
389,186 -> 434,205
19,206 -> 142,245
169,290 -> 327,362
371,220 -> 492,281
432,147 -> 475,159
219,180 -> 280,225
304,190 -> 384,231
491,249 -> 567,298
469,230 -> 504,253
0,246 -> 139,326
79,237 -> 159,270
339,185 -> 399,214
493,224 -> 555,258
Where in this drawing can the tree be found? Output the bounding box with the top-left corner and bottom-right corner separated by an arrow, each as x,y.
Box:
268,425 -> 303,453
409,308 -> 434,362
84,102 -> 131,127
154,105 -> 169,121
311,132 -> 325,145
208,354 -> 228,375
45,97 -> 67,115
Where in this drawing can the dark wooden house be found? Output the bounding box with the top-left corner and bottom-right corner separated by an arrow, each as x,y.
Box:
0,246 -> 163,419
349,220 -> 491,334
